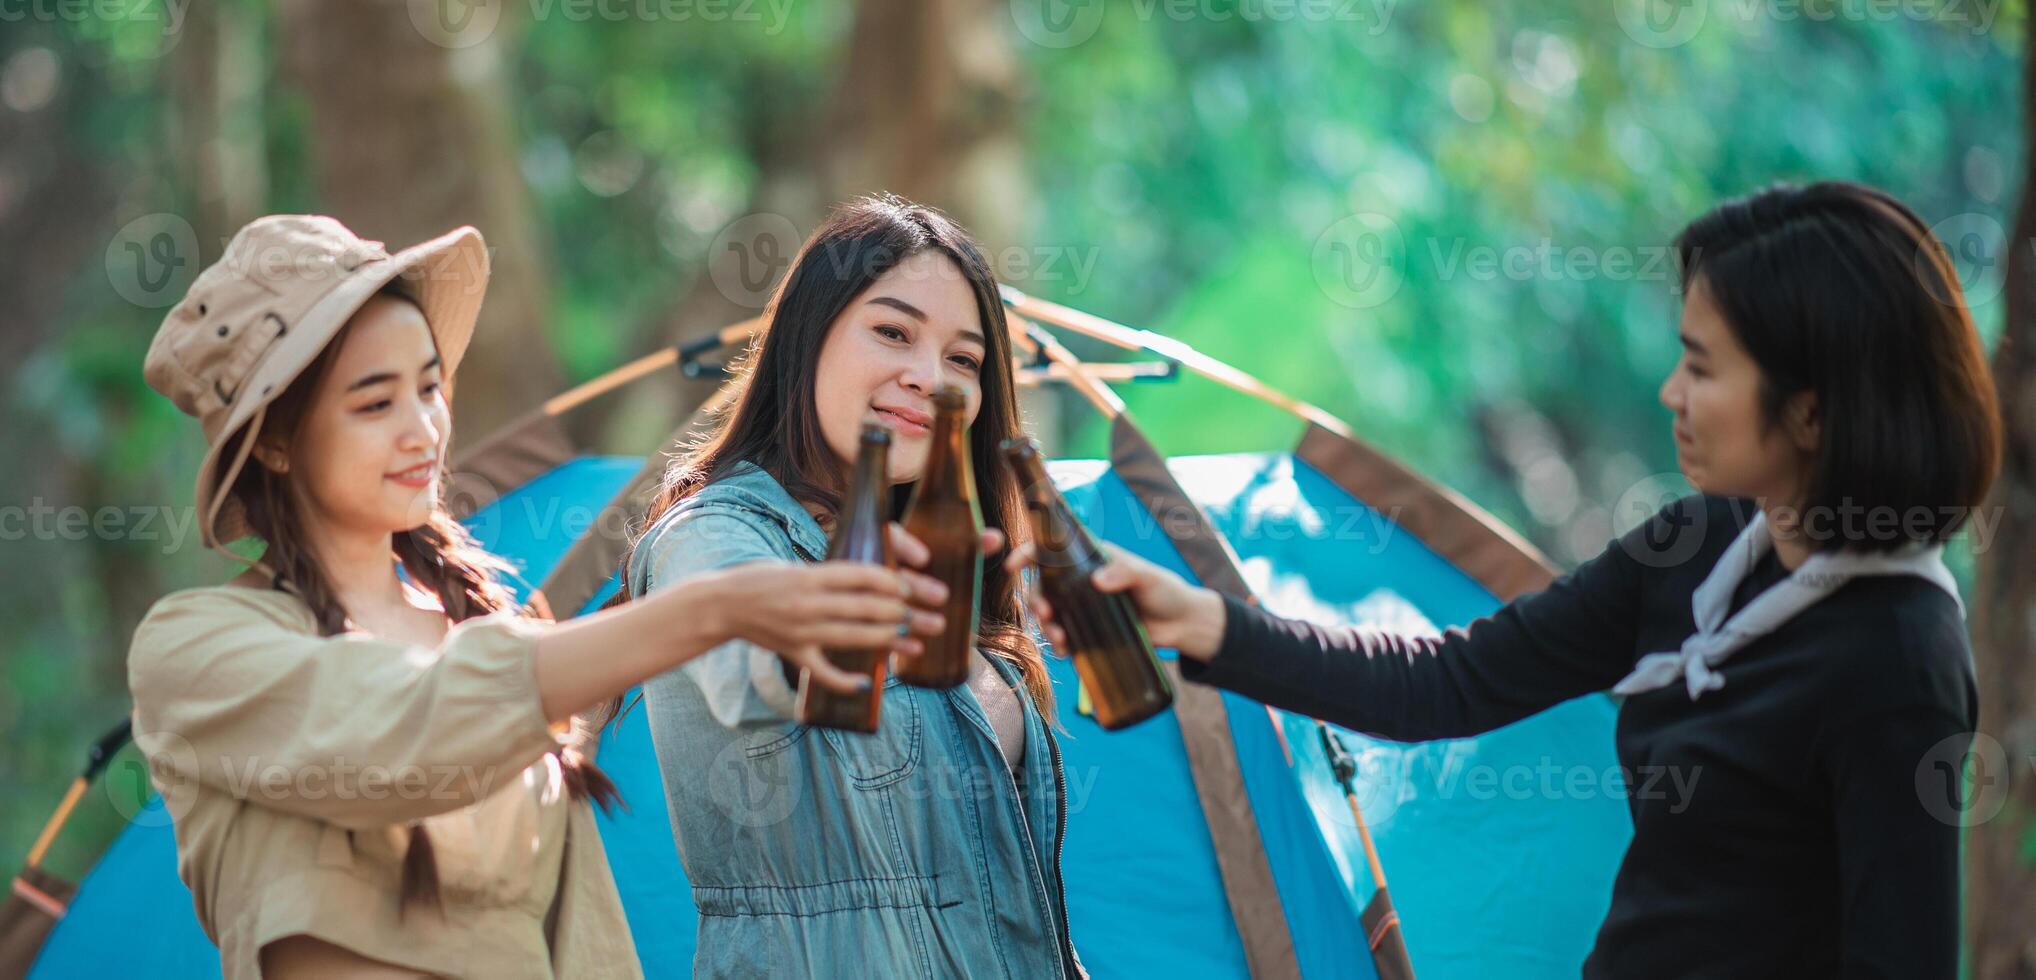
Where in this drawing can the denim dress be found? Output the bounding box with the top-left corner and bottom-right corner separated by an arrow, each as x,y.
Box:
627,461 -> 1085,979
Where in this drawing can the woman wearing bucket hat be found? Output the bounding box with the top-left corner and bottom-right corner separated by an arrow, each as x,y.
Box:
126,215 -> 952,979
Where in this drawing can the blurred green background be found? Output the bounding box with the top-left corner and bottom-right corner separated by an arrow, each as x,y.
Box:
0,0 -> 2019,914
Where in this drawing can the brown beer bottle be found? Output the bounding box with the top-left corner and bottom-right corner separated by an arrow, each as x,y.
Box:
796,422 -> 894,732
1001,437 -> 1174,730
895,386 -> 983,689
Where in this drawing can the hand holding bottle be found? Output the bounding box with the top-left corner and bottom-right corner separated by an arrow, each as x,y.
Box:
710,560 -> 950,694
1003,540 -> 1227,663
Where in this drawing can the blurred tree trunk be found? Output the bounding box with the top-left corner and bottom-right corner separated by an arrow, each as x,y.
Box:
276,0 -> 561,445
603,0 -> 1038,450
1965,26 -> 2036,980
822,0 -> 1028,245
0,39 -> 125,724
173,0 -> 267,255
0,52 -> 115,376
826,0 -> 1060,444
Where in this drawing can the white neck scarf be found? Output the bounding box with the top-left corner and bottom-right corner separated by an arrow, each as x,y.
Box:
1611,510 -> 1964,701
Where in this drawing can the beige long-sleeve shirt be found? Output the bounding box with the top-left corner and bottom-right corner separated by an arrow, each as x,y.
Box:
126,584 -> 640,980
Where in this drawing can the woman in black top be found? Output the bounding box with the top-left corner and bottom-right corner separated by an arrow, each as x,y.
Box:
1014,182 -> 2002,978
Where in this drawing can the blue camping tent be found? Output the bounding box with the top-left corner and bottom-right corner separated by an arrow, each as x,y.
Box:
13,296 -> 1631,978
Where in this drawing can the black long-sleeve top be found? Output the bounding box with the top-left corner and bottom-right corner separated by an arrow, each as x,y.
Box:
1179,494 -> 1975,979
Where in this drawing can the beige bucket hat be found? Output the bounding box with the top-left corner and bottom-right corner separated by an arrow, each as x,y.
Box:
143,214 -> 490,552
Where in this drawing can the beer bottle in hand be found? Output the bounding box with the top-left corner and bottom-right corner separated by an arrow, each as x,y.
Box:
1001,437 -> 1174,730
896,385 -> 982,689
797,422 -> 894,732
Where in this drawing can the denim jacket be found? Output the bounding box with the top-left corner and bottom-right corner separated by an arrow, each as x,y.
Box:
627,460 -> 1084,979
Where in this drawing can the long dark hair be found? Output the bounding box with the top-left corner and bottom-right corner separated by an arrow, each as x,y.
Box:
1674,181 -> 2001,552
632,194 -> 1054,713
221,283 -> 619,914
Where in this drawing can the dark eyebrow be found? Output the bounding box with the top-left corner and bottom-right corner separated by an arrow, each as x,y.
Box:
345,353 -> 442,393
867,296 -> 927,321
1679,333 -> 1708,357
866,296 -> 984,347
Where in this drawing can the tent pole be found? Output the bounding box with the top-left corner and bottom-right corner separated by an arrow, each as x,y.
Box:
1319,724 -> 1416,979
1001,286 -> 1354,438
22,717 -> 132,869
22,780 -> 87,870
1022,332 -> 1305,979
540,319 -> 761,418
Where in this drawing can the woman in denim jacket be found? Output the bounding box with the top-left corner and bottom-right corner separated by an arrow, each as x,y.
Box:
624,195 -> 1085,979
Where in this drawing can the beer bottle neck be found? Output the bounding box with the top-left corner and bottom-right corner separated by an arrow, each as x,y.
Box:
1011,454 -> 1104,571
833,437 -> 892,559
915,408 -> 975,501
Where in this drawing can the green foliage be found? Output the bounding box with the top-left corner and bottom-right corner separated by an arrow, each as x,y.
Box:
1021,2 -> 2018,555
0,1 -> 2019,886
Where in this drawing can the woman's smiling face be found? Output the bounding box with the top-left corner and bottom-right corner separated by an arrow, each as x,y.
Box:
811,249 -> 988,483
1659,276 -> 1818,505
271,295 -> 450,537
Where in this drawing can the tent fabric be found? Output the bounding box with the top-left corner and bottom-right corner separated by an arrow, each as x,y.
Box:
1293,423 -> 1555,603
29,798 -> 218,977
1106,417 -> 1300,977
24,450 -> 1629,979
446,410 -> 580,517
17,298 -> 1633,978
478,449 -> 1624,979
1173,451 -> 1631,977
